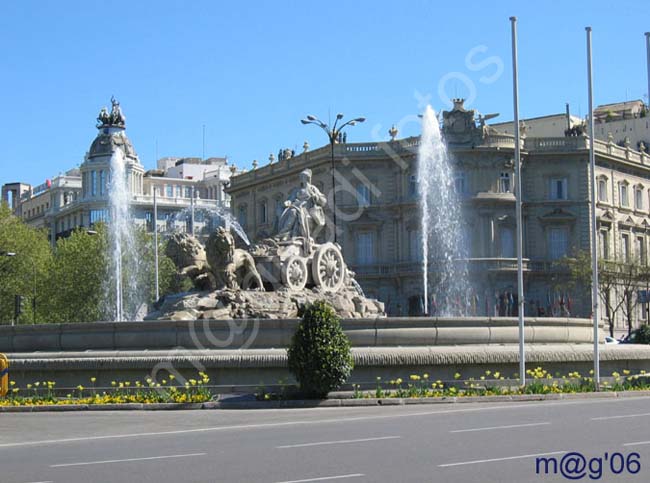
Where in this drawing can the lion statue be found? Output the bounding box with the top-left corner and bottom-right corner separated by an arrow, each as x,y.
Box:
206,227 -> 265,291
165,232 -> 213,290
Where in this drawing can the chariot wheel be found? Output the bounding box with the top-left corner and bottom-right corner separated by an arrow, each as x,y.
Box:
282,256 -> 308,291
311,243 -> 345,292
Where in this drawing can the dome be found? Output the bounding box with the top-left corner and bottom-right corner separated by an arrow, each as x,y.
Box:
88,129 -> 138,160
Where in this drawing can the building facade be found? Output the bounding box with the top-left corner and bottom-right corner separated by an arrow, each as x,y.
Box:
2,100 -> 235,243
227,99 -> 650,334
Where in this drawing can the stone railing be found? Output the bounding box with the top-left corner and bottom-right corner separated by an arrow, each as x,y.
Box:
524,136 -> 648,165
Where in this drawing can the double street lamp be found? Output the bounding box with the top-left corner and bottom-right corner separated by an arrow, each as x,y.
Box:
301,113 -> 365,244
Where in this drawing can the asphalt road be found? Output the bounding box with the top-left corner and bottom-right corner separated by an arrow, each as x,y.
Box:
1,397 -> 650,483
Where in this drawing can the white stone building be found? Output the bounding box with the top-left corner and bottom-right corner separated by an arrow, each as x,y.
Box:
1,100 -> 235,244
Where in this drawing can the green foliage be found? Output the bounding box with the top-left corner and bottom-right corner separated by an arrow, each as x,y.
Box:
635,324 -> 650,344
0,203 -> 52,324
45,224 -> 110,323
287,301 -> 353,398
1,203 -> 180,324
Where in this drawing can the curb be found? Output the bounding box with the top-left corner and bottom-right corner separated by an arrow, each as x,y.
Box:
3,389 -> 650,412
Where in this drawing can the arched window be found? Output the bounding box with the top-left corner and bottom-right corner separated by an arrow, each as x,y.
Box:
598,177 -> 608,202
619,181 -> 630,207
237,205 -> 248,228
635,185 -> 644,210
258,200 -> 268,224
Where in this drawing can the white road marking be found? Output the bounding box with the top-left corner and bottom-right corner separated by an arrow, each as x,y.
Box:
439,450 -> 568,467
275,474 -> 364,483
450,422 -> 551,433
623,440 -> 650,447
0,397 -> 647,449
50,452 -> 205,468
23,481 -> 53,483
277,435 -> 400,449
592,412 -> 650,421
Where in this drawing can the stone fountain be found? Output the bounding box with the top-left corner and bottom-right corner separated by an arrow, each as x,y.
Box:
147,168 -> 385,320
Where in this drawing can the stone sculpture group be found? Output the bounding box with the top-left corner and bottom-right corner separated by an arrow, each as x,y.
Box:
147,169 -> 385,320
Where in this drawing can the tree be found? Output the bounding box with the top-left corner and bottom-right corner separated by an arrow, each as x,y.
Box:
44,224 -> 110,323
0,203 -> 52,324
554,250 -> 644,337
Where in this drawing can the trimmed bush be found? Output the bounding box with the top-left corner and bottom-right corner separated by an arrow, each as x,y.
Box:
635,324 -> 650,344
287,301 -> 353,398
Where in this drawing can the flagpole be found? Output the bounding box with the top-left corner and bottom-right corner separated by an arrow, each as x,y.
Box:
153,187 -> 160,301
586,26 -> 600,389
510,16 -> 526,386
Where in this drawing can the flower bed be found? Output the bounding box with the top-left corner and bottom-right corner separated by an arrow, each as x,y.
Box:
255,367 -> 650,401
0,372 -> 213,407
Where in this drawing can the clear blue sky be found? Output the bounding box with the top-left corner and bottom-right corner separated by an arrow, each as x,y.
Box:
1,0 -> 648,187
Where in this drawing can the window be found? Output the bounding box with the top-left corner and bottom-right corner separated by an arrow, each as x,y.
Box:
621,233 -> 630,262
275,196 -> 285,222
166,185 -> 173,197
176,185 -> 182,197
356,232 -> 375,265
620,182 -> 629,207
636,187 -> 644,210
145,212 -> 153,231
259,200 -> 268,224
499,172 -> 511,193
500,227 -> 515,258
408,175 -> 417,198
454,171 -> 466,195
91,170 -> 97,196
185,187 -> 192,198
356,184 -> 371,207
550,177 -> 568,200
548,227 -> 568,260
637,236 -> 646,265
598,178 -> 608,202
99,170 -> 105,196
408,230 -> 422,261
237,205 -> 247,228
89,209 -> 108,224
599,230 -> 609,259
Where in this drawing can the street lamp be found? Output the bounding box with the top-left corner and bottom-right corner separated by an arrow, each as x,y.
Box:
301,113 -> 365,244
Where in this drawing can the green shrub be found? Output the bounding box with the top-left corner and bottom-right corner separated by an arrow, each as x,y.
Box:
635,324 -> 650,344
287,301 -> 353,398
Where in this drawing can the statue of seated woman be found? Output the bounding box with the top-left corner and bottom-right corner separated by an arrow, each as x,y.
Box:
276,169 -> 326,253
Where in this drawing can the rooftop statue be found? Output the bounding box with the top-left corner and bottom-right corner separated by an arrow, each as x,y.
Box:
96,97 -> 126,128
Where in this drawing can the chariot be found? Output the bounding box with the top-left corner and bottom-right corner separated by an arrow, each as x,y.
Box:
252,239 -> 347,292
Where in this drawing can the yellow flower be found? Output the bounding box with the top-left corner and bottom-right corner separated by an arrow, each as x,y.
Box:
34,382 -> 40,387
27,384 -> 32,389
395,378 -> 403,385
423,374 -> 429,380
493,372 -> 500,379
485,370 -> 491,376
90,377 -> 97,383
77,385 -> 84,391
454,373 -> 461,380
410,375 -> 420,381
623,370 -> 631,375
111,381 -> 117,386
9,381 -> 15,386
169,374 -> 175,380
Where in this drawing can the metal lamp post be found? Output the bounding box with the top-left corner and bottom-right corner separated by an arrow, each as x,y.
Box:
301,113 -> 365,244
